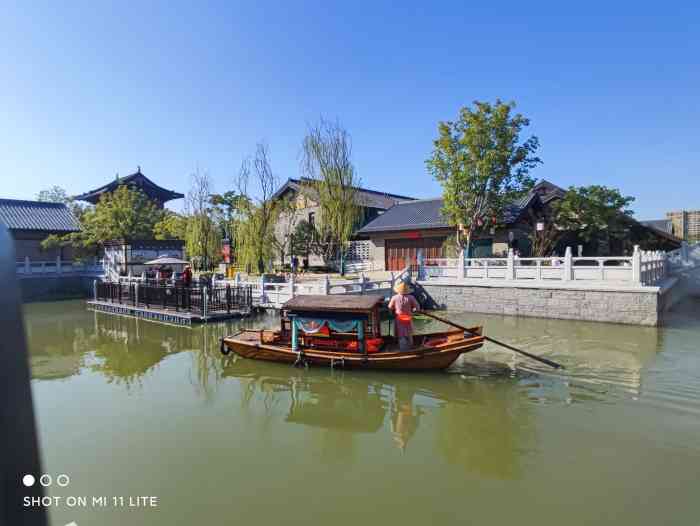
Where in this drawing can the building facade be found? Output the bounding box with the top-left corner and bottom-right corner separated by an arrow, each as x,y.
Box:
271,178 -> 415,267
357,180 -> 682,271
103,239 -> 186,279
667,210 -> 700,243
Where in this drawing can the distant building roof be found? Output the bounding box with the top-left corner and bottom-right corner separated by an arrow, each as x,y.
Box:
640,219 -> 673,234
74,168 -> 184,205
0,199 -> 80,233
272,178 -> 416,210
357,180 -> 564,234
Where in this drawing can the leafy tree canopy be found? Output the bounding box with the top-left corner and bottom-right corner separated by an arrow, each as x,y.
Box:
154,211 -> 187,240
426,99 -> 540,251
529,185 -> 635,256
290,219 -> 316,257
42,185 -> 164,255
36,186 -> 70,203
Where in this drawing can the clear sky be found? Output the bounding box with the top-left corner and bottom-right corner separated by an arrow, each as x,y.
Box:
0,1 -> 697,219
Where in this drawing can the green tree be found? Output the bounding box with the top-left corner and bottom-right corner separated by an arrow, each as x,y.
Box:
426,100 -> 540,255
271,194 -> 300,266
154,211 -> 187,240
36,186 -> 70,203
301,118 -> 361,273
528,185 -> 635,256
36,185 -> 86,220
42,185 -> 164,258
184,170 -> 221,270
233,144 -> 279,274
290,219 -> 316,258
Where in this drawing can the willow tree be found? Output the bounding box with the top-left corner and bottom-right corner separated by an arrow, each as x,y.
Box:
301,118 -> 361,273
233,144 -> 279,274
426,100 -> 540,256
184,170 -> 221,270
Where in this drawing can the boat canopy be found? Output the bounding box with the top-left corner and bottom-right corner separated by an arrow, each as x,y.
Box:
283,295 -> 385,354
282,294 -> 384,314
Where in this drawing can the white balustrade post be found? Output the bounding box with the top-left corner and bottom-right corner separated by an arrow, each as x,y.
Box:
360,272 -> 366,294
631,245 -> 641,284
458,249 -> 465,280
563,246 -> 573,282
259,274 -> 266,304
322,274 -> 330,295
506,249 -> 514,280
535,259 -> 542,280
93,279 -> 98,301
661,252 -> 668,280
289,273 -> 295,298
203,287 -> 208,319
56,255 -> 62,274
134,283 -> 139,306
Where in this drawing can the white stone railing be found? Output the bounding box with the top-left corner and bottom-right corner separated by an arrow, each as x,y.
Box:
215,265 -> 408,308
667,241 -> 700,271
414,245 -> 669,287
16,257 -> 104,278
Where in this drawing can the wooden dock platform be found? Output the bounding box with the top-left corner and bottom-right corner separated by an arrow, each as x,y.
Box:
89,281 -> 254,325
87,300 -> 252,325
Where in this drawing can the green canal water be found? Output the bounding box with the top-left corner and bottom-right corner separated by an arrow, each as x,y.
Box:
24,299 -> 700,526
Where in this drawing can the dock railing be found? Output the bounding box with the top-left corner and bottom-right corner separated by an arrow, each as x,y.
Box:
413,245 -> 669,287
94,281 -> 253,317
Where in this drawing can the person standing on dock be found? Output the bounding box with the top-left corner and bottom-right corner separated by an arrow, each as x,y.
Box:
183,265 -> 193,287
389,281 -> 419,351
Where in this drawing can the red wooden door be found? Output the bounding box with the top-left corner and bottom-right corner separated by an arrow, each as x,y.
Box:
385,238 -> 446,271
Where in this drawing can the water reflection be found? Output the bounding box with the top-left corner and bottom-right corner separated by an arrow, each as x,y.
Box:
219,355 -> 538,477
22,299 -> 700,525
27,301 -> 665,406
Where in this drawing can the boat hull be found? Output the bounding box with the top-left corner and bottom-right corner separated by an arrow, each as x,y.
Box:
222,330 -> 484,371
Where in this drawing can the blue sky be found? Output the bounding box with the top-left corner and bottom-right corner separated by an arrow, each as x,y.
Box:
0,1 -> 697,219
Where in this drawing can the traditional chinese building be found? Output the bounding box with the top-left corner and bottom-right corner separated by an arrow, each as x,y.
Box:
74,167 -> 184,208
0,198 -> 80,262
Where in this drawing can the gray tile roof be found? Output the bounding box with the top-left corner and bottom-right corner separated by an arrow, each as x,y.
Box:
640,219 -> 673,234
272,178 -> 415,210
357,179 -> 564,234
74,169 -> 184,204
357,198 -> 449,233
0,199 -> 80,232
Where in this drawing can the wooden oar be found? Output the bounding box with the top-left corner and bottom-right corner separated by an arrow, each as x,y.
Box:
416,310 -> 564,370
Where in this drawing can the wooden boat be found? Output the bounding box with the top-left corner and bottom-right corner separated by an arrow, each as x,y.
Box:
221,294 -> 484,371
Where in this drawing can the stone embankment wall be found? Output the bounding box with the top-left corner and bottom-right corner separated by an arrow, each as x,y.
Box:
20,276 -> 93,302
418,281 -> 675,326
